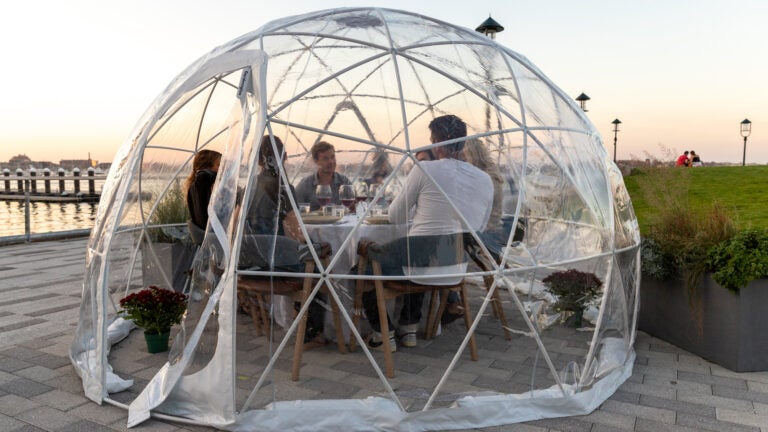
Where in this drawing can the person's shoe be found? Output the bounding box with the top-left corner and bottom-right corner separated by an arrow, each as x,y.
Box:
367,330 -> 396,352
397,324 -> 418,348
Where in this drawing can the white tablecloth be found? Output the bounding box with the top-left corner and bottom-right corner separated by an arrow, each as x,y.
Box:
304,214 -> 407,274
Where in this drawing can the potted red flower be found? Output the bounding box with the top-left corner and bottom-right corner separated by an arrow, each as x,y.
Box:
543,269 -> 602,327
119,285 -> 188,353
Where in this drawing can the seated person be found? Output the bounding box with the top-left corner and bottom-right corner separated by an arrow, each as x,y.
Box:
246,136 -> 304,242
361,115 -> 494,351
294,141 -> 350,210
242,135 -> 325,346
186,149 -> 222,231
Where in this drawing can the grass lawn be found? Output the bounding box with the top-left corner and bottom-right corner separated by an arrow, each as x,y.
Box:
624,165 -> 768,234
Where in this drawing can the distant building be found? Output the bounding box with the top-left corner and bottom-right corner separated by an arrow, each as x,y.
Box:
59,158 -> 95,171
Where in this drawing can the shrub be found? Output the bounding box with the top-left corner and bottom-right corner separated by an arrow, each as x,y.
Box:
707,229 -> 768,292
148,180 -> 190,242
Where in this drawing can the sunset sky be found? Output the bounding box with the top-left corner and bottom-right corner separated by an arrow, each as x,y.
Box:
1,0 -> 766,165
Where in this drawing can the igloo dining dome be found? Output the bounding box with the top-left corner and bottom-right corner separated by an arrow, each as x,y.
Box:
70,7 -> 640,431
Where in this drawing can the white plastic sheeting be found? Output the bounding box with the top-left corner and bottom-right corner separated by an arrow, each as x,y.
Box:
70,7 -> 640,431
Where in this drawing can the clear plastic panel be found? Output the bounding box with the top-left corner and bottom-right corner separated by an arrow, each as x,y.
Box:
72,8 -> 641,431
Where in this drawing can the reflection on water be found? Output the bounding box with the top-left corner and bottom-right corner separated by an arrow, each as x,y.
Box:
0,200 -> 97,237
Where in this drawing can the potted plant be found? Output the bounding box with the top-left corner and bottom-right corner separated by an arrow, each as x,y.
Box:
119,285 -> 188,353
543,269 -> 602,327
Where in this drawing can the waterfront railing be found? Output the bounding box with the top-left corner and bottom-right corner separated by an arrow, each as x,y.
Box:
1,167 -> 106,244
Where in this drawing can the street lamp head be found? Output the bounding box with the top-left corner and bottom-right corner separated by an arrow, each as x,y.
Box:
575,93 -> 590,112
740,118 -> 752,138
612,118 -> 622,129
475,15 -> 505,39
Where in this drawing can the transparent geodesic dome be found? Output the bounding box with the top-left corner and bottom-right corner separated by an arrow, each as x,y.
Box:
70,7 -> 640,431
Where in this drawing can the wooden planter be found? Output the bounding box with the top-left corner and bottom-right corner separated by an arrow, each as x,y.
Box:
639,274 -> 768,372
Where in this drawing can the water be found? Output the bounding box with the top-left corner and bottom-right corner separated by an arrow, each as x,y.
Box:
0,200 -> 97,237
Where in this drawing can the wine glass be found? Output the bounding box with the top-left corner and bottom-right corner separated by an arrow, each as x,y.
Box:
353,181 -> 368,204
315,184 -> 332,208
384,183 -> 400,205
368,184 -> 383,204
339,184 -> 355,213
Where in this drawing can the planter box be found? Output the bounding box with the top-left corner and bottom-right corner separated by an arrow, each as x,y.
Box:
639,274 -> 768,372
141,242 -> 196,292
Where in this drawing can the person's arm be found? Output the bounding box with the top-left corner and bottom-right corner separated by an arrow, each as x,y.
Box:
294,175 -> 318,209
388,166 -> 421,225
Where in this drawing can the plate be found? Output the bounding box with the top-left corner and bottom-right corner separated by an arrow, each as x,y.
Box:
364,215 -> 390,225
301,214 -> 342,224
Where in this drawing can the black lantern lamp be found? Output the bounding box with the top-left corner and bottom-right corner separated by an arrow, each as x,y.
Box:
475,15 -> 505,39
740,118 -> 752,166
576,93 -> 590,112
611,119 -> 622,163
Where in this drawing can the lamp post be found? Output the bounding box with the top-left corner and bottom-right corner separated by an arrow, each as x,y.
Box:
576,93 -> 590,112
740,118 -> 752,167
611,119 -> 622,163
475,15 -> 505,39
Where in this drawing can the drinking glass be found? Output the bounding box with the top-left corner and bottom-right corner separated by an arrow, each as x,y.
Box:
315,184 -> 332,208
339,184 -> 355,213
368,184 -> 382,204
353,181 -> 369,204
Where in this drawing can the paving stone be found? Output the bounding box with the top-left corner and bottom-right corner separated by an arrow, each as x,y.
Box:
15,405 -> 80,430
676,388 -> 755,412
0,357 -> 33,373
10,424 -> 48,432
301,377 -> 359,398
619,380 -> 675,399
600,400 -> 675,424
14,365 -> 60,382
0,394 -> 41,416
642,374 -> 712,394
712,384 -> 768,404
69,401 -> 128,425
606,389 -> 640,404
677,412 -> 761,432
715,407 -> 768,429
639,394 -> 715,417
0,347 -> 44,361
527,416 -> 592,432
0,378 -> 53,398
0,412 -> 26,431
678,370 -> 748,389
635,417 -> 701,432
590,425 -> 633,432
573,408 -> 635,430
32,389 -> 89,411
58,418 -> 116,432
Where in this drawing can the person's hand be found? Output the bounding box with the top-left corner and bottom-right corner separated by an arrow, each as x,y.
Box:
357,238 -> 376,257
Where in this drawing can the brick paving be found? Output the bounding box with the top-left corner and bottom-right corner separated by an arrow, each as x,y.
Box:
1,237 -> 767,431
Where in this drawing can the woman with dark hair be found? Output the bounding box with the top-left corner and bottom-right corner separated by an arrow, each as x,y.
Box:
186,149 -> 222,230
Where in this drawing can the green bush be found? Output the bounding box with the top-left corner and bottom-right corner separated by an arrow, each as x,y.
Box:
706,229 -> 768,292
148,180 -> 190,243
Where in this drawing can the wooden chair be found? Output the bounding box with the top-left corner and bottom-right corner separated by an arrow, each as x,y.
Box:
463,232 -> 513,341
349,234 -> 478,378
236,236 -> 346,381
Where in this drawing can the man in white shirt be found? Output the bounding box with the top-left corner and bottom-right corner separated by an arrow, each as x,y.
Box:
361,115 -> 494,350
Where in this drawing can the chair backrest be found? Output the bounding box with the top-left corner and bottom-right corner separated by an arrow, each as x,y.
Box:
239,234 -> 306,271
366,233 -> 467,286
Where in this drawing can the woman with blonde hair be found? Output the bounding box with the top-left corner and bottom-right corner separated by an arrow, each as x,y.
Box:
462,138 -> 503,231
